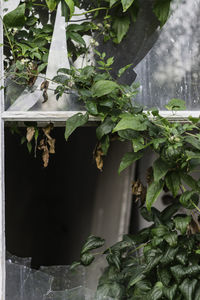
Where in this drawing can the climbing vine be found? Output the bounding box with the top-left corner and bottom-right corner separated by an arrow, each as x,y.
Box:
3,1 -> 200,299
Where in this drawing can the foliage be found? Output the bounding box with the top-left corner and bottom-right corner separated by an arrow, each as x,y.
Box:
4,2 -> 200,300
3,0 -> 173,70
76,203 -> 200,300
55,56 -> 200,212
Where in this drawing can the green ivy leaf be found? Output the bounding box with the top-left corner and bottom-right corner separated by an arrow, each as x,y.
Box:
99,99 -> 113,108
164,232 -> 178,247
134,280 -> 152,294
53,75 -> 69,84
70,261 -> 81,270
81,235 -> 105,255
92,80 -> 119,97
81,253 -> 95,266
145,253 -> 163,274
132,137 -> 145,152
121,0 -> 135,12
149,282 -> 163,300
96,282 -> 125,299
27,142 -> 32,153
96,118 -> 115,140
4,4 -> 26,27
64,0 -> 75,18
180,173 -> 200,192
161,247 -> 179,265
118,63 -> 133,77
16,42 -> 31,56
106,251 -> 121,270
128,265 -> 146,287
140,207 -> 154,222
185,136 -> 200,150
170,265 -> 186,283
165,172 -> 180,198
45,0 -> 58,11
174,215 -> 191,234
65,113 -> 89,141
85,101 -> 98,115
38,63 -> 48,73
151,225 -> 168,238
184,265 -> 200,277
146,180 -> 164,211
153,0 -> 171,27
113,115 -> 147,132
179,191 -> 199,209
110,0 -> 119,7
153,158 -> 169,182
179,278 -> 198,300
112,16 -> 130,43
163,284 -> 178,300
194,286 -> 200,300
101,135 -> 110,155
186,150 -> 200,160
176,251 -> 188,265
118,129 -> 139,140
165,98 -> 186,111
67,32 -> 86,46
161,202 -> 181,222
157,267 -> 172,286
118,151 -> 143,174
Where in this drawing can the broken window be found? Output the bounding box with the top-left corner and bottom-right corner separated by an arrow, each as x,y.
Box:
1,0 -> 200,299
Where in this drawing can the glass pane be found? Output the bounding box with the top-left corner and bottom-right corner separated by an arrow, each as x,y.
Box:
3,1 -> 87,112
3,0 -> 200,112
133,0 -> 200,110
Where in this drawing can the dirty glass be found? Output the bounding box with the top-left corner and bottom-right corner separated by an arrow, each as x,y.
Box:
133,0 -> 200,110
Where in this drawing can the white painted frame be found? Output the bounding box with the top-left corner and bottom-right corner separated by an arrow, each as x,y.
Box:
0,1 -> 5,299
2,110 -> 200,122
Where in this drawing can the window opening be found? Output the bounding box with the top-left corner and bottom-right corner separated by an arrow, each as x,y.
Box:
5,126 -> 133,299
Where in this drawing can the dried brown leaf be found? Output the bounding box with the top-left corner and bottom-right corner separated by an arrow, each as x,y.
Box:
38,139 -> 45,150
47,138 -> 55,154
42,90 -> 48,103
40,80 -> 49,90
95,149 -> 104,171
28,75 -> 37,87
42,146 -> 49,168
132,180 -> 146,205
38,139 -> 49,167
43,123 -> 53,138
93,142 -> 104,171
26,127 -> 35,143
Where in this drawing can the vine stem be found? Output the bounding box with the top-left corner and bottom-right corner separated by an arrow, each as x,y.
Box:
0,16 -> 16,61
191,200 -> 200,214
185,132 -> 199,138
129,242 -> 149,255
72,7 -> 108,16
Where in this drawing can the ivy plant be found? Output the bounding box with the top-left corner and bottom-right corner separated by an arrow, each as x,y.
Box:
74,203 -> 200,300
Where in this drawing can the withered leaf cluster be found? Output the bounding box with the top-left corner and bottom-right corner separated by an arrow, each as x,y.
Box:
26,126 -> 35,143
26,123 -> 55,168
132,180 -> 146,205
93,142 -> 104,171
40,80 -> 49,103
38,124 -> 55,167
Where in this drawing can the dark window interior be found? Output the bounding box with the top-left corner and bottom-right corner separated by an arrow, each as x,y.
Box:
5,126 -> 99,268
